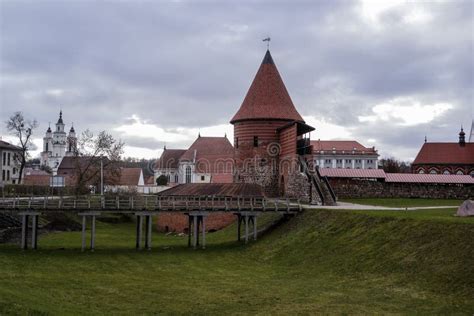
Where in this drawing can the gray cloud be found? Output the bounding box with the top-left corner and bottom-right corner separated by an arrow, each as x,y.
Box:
0,0 -> 472,160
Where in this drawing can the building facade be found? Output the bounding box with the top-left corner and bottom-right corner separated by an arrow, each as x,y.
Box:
412,128 -> 474,175
40,111 -> 77,172
0,140 -> 22,185
312,140 -> 379,169
154,136 -> 234,185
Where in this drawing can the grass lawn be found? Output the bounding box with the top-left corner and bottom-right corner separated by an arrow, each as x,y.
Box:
0,209 -> 473,314
340,197 -> 464,208
344,208 -> 474,223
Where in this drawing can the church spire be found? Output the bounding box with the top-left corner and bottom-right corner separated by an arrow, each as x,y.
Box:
459,125 -> 466,146
57,110 -> 64,124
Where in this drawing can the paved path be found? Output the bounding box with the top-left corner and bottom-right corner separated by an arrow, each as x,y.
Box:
305,201 -> 459,211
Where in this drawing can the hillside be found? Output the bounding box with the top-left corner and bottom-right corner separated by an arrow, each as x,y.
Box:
0,208 -> 473,314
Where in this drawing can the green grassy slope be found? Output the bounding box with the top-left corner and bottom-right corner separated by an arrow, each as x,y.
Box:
0,209 -> 473,314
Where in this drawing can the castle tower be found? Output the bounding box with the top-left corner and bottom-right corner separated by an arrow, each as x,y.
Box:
231,50 -> 314,197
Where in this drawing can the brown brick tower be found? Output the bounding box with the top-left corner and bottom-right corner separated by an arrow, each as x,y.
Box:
231,50 -> 315,198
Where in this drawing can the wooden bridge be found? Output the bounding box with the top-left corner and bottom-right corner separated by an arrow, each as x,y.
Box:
0,195 -> 301,251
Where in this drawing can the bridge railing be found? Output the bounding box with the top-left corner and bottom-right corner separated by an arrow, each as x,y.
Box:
0,195 -> 301,213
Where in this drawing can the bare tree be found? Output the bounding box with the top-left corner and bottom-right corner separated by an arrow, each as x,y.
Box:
70,129 -> 124,194
6,112 -> 38,183
379,157 -> 411,173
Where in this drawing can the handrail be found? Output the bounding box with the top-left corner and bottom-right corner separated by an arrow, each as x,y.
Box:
298,156 -> 325,205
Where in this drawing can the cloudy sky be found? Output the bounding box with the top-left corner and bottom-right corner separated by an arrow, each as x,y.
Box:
1,0 -> 473,161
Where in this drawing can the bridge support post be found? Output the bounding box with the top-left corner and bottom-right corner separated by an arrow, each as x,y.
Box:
135,212 -> 154,250
235,212 -> 258,244
186,212 -> 208,250
21,214 -> 29,250
19,212 -> 41,250
136,215 -> 143,250
78,212 -> 101,252
145,215 -> 152,250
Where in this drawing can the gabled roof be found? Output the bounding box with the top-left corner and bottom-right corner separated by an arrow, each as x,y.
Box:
155,149 -> 186,169
320,168 -> 386,179
116,168 -> 143,186
311,140 -> 377,154
181,137 -> 234,173
230,50 -> 304,124
413,143 -> 474,165
0,140 -> 22,151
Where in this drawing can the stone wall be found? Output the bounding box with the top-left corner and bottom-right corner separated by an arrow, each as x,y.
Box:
328,178 -> 474,199
157,212 -> 236,233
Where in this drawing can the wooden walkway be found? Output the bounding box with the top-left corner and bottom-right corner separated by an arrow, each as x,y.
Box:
0,195 -> 301,251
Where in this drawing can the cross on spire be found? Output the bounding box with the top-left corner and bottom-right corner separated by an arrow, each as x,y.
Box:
262,37 -> 271,49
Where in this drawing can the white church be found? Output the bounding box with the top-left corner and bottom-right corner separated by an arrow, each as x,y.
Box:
40,111 -> 77,172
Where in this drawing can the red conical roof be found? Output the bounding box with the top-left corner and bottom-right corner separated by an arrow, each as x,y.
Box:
230,50 -> 304,124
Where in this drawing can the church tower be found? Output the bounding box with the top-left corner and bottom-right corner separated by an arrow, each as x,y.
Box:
230,50 -> 314,197
40,111 -> 77,171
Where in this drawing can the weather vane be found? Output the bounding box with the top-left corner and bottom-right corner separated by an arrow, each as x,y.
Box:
263,37 -> 271,49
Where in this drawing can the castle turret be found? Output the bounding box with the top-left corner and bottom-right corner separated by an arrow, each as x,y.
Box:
230,50 -> 313,196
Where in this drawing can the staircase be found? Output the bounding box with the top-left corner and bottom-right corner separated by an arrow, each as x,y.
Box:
298,156 -> 337,206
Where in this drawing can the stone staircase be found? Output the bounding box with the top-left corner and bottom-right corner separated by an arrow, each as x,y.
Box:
298,156 -> 337,206
0,213 -> 22,229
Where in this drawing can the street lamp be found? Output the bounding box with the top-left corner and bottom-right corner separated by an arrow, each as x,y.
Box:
100,154 -> 104,196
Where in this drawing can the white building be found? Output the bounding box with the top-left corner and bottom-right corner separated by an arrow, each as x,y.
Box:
40,111 -> 77,172
0,140 -> 22,185
312,140 -> 379,169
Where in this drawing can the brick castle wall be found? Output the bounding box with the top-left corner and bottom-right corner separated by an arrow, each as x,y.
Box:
328,178 -> 474,199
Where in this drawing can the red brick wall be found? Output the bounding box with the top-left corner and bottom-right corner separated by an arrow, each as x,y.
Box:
156,212 -> 236,233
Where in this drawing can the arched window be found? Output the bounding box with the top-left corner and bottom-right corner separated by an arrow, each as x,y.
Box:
456,170 -> 464,175
443,170 -> 450,175
429,170 -> 437,174
185,166 -> 192,183
46,143 -> 49,151
175,174 -> 179,183
418,169 -> 425,174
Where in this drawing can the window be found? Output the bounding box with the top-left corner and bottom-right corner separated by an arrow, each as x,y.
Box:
185,166 -> 192,183
345,159 -> 352,163
6,170 -> 10,181
325,159 -> 331,164
367,160 -> 373,164
253,136 -> 258,147
456,170 -> 464,175
7,153 -> 10,166
175,174 -> 179,183
235,137 -> 239,149
201,175 -> 205,181
2,170 -> 5,181
46,143 -> 49,151
429,170 -> 437,174
2,152 -> 5,165
57,126 -> 60,131
418,169 -> 425,174
167,174 -> 170,182
443,170 -> 450,175
13,168 -> 16,175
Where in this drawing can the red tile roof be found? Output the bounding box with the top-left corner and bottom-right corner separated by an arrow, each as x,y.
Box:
320,168 -> 474,184
385,173 -> 474,184
181,137 -> 234,173
312,140 -> 377,154
413,143 -> 474,165
116,168 -> 142,186
320,168 -> 386,178
158,183 -> 264,197
230,50 -> 304,124
155,149 -> 186,169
